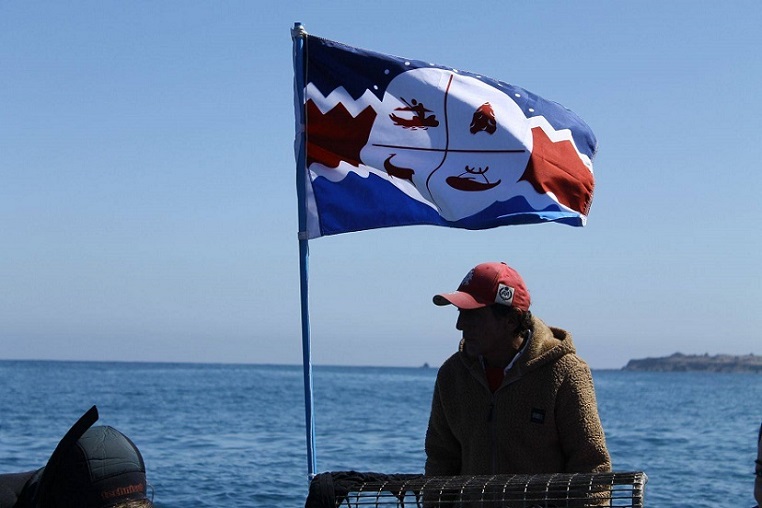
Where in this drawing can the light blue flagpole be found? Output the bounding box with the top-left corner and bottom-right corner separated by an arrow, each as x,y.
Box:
291,22 -> 317,480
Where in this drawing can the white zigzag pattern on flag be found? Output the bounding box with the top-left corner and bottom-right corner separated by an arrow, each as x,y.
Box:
304,84 -> 434,205
305,84 -> 593,177
305,84 -> 382,116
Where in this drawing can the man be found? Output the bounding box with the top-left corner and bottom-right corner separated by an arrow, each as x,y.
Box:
425,261 -> 611,476
0,407 -> 154,508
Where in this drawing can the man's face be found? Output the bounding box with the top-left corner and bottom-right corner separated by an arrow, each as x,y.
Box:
456,306 -> 514,360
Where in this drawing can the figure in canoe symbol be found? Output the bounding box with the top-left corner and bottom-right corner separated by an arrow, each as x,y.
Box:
446,165 -> 502,191
389,98 -> 440,129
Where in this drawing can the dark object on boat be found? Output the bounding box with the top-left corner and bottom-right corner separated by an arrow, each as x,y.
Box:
305,470 -> 648,507
0,406 -> 98,508
32,406 -> 101,507
0,406 -> 150,508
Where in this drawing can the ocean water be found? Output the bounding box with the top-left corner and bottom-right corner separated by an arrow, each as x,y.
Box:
0,361 -> 759,507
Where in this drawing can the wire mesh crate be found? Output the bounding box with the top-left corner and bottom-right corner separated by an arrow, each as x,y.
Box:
305,471 -> 648,508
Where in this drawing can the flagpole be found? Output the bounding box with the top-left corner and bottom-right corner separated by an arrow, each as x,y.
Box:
291,22 -> 317,481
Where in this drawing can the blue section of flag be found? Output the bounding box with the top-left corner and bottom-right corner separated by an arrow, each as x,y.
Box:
453,198 -> 584,229
313,175 -> 582,236
311,173 -> 446,236
307,36 -> 429,102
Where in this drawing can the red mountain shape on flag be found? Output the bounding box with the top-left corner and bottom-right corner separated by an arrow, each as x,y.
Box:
306,100 -> 377,169
520,126 -> 594,215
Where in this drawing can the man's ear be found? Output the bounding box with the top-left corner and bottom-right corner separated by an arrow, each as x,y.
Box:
498,307 -> 521,332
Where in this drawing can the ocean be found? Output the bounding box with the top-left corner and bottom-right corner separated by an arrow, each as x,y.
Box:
0,361 -> 759,507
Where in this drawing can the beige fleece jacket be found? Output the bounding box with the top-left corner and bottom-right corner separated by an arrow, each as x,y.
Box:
425,315 -> 611,476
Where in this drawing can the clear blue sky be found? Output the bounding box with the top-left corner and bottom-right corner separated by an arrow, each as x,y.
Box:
2,2 -> 760,369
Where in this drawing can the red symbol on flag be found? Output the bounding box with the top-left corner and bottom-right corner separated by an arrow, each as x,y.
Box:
389,98 -> 440,129
470,102 -> 496,134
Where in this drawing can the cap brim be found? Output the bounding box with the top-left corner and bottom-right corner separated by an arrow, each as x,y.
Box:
433,292 -> 489,309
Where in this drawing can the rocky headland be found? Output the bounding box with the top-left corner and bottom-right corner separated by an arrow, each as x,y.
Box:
622,352 -> 762,373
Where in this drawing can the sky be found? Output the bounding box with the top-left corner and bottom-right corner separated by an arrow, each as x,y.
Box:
1,2 -> 760,370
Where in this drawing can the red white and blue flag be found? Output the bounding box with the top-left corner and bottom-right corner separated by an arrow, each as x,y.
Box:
295,33 -> 596,239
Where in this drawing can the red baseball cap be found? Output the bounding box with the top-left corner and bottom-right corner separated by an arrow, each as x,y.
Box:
433,262 -> 531,312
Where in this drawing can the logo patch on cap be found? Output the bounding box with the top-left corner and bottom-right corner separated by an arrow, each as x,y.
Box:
530,408 -> 545,424
495,283 -> 515,306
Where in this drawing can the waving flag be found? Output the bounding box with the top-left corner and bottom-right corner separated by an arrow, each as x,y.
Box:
294,33 -> 596,239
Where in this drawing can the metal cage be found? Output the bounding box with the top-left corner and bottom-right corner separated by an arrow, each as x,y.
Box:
305,471 -> 648,508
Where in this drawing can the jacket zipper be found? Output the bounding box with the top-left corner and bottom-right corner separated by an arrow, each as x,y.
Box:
488,397 -> 497,473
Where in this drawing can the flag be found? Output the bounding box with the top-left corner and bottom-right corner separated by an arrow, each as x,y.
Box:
295,33 -> 597,239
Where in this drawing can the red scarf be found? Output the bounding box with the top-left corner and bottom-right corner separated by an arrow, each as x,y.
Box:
485,365 -> 505,392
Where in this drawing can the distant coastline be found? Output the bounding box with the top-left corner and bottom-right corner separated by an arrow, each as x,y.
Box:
622,352 -> 762,373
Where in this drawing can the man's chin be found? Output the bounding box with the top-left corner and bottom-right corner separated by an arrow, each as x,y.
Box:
463,342 -> 480,357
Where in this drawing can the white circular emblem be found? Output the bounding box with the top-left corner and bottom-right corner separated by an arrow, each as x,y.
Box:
497,284 -> 514,305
